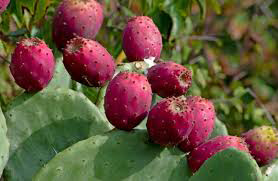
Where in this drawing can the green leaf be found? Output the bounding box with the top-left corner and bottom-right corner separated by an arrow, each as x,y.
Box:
152,10 -> 172,40
33,0 -> 49,23
34,130 -> 191,181
162,0 -> 190,41
195,0 -> 206,20
8,0 -> 37,22
207,0 -> 221,14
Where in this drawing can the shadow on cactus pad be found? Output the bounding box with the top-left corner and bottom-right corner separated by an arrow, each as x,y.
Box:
34,130 -> 191,181
3,89 -> 112,181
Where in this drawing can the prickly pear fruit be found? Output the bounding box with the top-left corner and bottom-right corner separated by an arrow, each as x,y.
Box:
147,62 -> 192,98
178,96 -> 215,152
147,96 -> 194,146
104,72 -> 152,130
122,16 -> 162,62
63,37 -> 115,87
10,38 -> 55,92
0,0 -> 9,14
188,135 -> 249,172
242,126 -> 278,166
53,0 -> 104,50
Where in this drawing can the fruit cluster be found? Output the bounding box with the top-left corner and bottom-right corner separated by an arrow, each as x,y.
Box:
7,0 -> 278,176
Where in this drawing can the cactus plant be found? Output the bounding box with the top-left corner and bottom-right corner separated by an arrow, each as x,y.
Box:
4,89 -> 111,180
0,107 -> 9,175
262,159 -> 278,181
9,38 -> 56,92
242,126 -> 278,166
45,58 -> 71,90
53,0 -> 104,50
0,0 -> 9,14
104,72 -> 152,131
209,118 -> 228,139
189,148 -> 263,181
34,130 -> 191,181
122,16 -> 162,62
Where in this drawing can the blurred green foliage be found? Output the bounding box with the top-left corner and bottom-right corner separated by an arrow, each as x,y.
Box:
0,0 -> 277,135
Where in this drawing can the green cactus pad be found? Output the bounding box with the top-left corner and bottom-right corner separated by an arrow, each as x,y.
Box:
189,148 -> 263,181
45,57 -> 71,90
4,89 -> 112,180
0,107 -> 9,175
262,159 -> 278,181
209,117 -> 228,139
116,61 -> 151,74
34,130 -> 191,181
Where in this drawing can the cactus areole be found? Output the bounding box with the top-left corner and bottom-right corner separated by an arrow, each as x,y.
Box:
10,38 -> 55,92
53,0 -> 104,50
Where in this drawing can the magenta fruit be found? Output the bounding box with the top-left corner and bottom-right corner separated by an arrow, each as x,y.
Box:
53,0 -> 104,50
188,135 -> 249,172
0,0 -> 9,14
147,62 -> 192,98
122,16 -> 162,62
147,96 -> 194,146
104,72 -> 152,131
178,96 -> 215,152
242,126 -> 278,166
63,37 -> 115,87
10,38 -> 55,92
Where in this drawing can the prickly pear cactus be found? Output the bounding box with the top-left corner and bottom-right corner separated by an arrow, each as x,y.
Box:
189,148 -> 263,181
209,118 -> 228,139
34,130 -> 191,181
116,60 -> 153,75
4,89 -> 112,181
45,58 -> 71,90
84,61 -> 154,115
262,159 -> 278,181
0,107 -> 9,175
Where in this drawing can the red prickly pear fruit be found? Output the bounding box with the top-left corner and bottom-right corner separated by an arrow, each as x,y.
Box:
188,136 -> 249,172
242,126 -> 278,166
178,96 -> 215,152
9,38 -> 55,92
147,62 -> 192,98
53,0 -> 104,50
147,96 -> 194,146
122,16 -> 162,62
63,37 -> 116,87
0,0 -> 9,14
104,72 -> 152,131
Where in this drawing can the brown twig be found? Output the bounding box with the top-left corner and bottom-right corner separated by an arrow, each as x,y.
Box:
0,55 -> 10,64
246,88 -> 276,127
